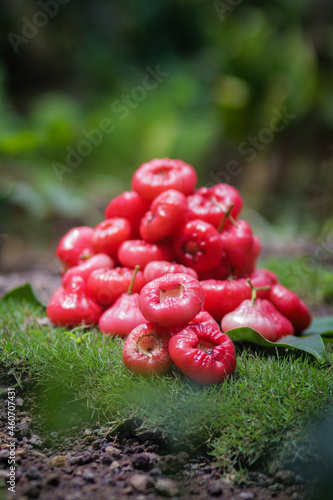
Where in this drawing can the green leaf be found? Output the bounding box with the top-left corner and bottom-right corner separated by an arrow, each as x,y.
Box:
304,316 -> 333,335
228,327 -> 328,364
0,283 -> 46,308
304,316 -> 333,344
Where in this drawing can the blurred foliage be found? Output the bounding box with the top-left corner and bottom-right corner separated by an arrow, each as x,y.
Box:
0,0 -> 333,251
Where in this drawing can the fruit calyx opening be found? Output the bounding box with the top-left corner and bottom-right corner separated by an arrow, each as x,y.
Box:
198,339 -> 216,356
159,283 -> 185,303
137,333 -> 161,358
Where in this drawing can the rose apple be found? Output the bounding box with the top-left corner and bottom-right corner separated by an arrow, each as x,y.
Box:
139,273 -> 205,328
173,220 -> 224,274
91,218 -> 131,259
56,226 -> 95,268
187,184 -> 242,229
268,283 -> 312,332
62,253 -> 114,287
168,322 -> 236,385
220,220 -> 258,276
143,260 -> 198,282
98,265 -> 148,338
221,283 -> 294,341
200,278 -> 252,323
139,189 -> 188,242
132,158 -> 197,201
87,266 -> 146,306
122,322 -> 173,376
118,239 -> 173,269
47,276 -> 103,328
99,293 -> 147,338
104,190 -> 150,238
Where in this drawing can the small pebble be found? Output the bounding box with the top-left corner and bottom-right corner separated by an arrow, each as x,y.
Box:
239,492 -> 255,500
129,472 -> 152,492
82,470 -> 95,483
50,455 -> 67,467
25,466 -> 41,480
154,477 -> 179,497
207,480 -> 223,496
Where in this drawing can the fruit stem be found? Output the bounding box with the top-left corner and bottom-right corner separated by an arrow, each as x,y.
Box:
247,278 -> 257,304
128,265 -> 140,295
212,199 -> 238,232
247,278 -> 271,305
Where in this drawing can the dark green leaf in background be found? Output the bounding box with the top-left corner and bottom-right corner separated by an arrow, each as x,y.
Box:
0,283 -> 46,309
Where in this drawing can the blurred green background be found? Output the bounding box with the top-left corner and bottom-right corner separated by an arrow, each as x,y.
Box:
0,0 -> 333,271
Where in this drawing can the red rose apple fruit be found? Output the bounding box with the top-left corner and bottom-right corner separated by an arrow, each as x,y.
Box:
143,260 -> 198,282
221,297 -> 278,341
104,190 -> 150,237
98,266 -> 148,338
173,220 -> 224,274
200,278 -> 252,323
132,158 -> 197,201
187,184 -> 242,229
118,239 -> 173,269
139,273 -> 205,328
221,282 -> 294,341
91,218 -> 132,259
247,268 -> 278,299
47,275 -> 103,328
122,322 -> 173,376
168,322 -> 236,385
56,226 -> 95,268
268,283 -> 312,332
139,189 -> 188,242
190,310 -> 220,329
87,266 -> 146,306
62,253 -> 114,287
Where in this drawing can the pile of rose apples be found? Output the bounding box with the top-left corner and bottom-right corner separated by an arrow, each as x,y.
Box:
47,158 -> 312,385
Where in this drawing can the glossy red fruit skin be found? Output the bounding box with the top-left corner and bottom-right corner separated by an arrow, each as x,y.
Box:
197,251 -> 231,281
104,191 -> 150,238
190,310 -> 220,329
268,283 -> 312,332
98,293 -> 148,338
143,260 -> 198,282
200,279 -> 252,323
139,189 -> 188,242
47,276 -> 103,327
173,220 -> 225,274
221,298 -> 278,342
118,239 -> 173,269
62,253 -> 114,287
122,322 -> 174,376
56,226 -> 95,268
91,218 -> 132,259
260,300 -> 294,339
187,184 -> 242,229
168,322 -> 236,385
220,220 -> 257,276
132,158 -> 197,201
139,273 -> 205,328
87,267 -> 146,307
236,234 -> 261,277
